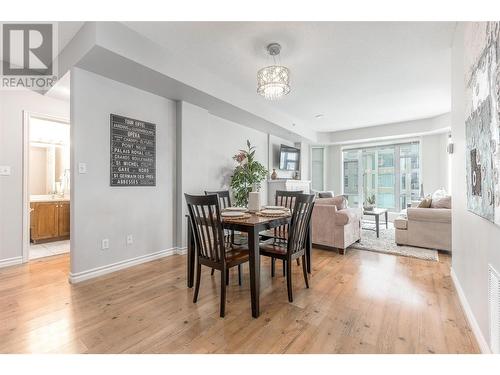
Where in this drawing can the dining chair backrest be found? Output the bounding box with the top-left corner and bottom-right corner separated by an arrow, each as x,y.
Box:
185,193 -> 226,265
205,190 -> 232,209
274,190 -> 303,240
275,190 -> 303,210
287,194 -> 315,256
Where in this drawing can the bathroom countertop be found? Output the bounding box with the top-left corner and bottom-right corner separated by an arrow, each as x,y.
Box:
30,195 -> 70,203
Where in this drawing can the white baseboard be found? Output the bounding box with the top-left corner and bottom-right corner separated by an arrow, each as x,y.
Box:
68,247 -> 179,284
175,247 -> 187,255
450,267 -> 491,353
0,256 -> 23,269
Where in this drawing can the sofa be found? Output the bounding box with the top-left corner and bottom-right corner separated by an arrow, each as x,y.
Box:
311,197 -> 362,254
394,195 -> 451,251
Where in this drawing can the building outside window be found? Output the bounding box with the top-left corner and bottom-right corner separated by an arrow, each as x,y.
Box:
342,141 -> 420,212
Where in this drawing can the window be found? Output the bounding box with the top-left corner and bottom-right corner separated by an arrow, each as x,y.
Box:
343,151 -> 360,207
341,141 -> 420,212
311,147 -> 324,191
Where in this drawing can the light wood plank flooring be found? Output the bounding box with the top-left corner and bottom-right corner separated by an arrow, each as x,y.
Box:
0,248 -> 479,353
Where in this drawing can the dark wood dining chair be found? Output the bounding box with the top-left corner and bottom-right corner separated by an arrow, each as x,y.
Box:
185,193 -> 249,317
204,190 -> 244,281
204,190 -> 231,209
263,190 -> 303,277
259,194 -> 315,302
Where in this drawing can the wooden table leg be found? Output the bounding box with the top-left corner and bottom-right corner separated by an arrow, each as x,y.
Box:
306,223 -> 312,274
187,217 -> 195,288
375,214 -> 380,238
247,227 -> 260,318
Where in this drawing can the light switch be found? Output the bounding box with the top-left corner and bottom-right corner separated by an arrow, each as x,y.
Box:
0,166 -> 11,176
101,239 -> 109,250
78,162 -> 87,174
126,235 -> 133,245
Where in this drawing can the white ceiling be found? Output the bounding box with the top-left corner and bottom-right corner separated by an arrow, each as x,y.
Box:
46,71 -> 70,102
57,22 -> 84,53
45,22 -> 83,101
124,22 -> 455,133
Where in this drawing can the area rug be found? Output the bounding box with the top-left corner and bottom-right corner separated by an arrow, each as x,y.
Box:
348,221 -> 439,261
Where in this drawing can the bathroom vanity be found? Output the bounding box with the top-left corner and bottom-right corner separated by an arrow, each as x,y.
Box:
30,196 -> 70,244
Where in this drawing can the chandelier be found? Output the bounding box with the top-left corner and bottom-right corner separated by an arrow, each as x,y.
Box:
257,43 -> 290,100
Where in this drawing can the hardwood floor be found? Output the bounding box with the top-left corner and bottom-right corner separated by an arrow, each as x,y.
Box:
0,248 -> 479,354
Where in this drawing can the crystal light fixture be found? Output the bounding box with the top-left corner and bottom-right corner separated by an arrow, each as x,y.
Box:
257,43 -> 290,100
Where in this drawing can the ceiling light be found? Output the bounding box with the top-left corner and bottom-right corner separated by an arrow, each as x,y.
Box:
257,43 -> 290,100
315,114 -> 324,119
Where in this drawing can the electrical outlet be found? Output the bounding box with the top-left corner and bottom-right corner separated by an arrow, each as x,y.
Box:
126,234 -> 133,245
101,238 -> 109,250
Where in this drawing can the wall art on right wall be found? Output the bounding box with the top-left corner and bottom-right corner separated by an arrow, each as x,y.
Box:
465,22 -> 500,226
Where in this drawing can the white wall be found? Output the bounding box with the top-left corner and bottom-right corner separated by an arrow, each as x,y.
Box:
0,89 -> 69,265
320,132 -> 449,200
70,68 -> 177,275
177,101 -> 269,248
421,132 -> 450,195
268,134 -> 295,179
318,113 -> 451,144
298,141 -> 310,181
324,144 -> 343,195
450,23 -> 500,353
29,146 -> 48,195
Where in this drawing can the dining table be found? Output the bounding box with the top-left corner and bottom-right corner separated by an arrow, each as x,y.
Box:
186,210 -> 312,318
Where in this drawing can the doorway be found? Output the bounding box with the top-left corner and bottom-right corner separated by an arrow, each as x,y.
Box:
23,113 -> 70,261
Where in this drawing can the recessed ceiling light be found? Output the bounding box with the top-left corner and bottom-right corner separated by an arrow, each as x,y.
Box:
315,114 -> 324,119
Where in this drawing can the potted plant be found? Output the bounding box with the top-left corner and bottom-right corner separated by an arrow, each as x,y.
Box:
364,194 -> 376,211
230,140 -> 268,207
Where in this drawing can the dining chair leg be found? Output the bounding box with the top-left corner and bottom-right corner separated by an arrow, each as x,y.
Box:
193,263 -> 202,303
286,259 -> 293,302
238,264 -> 242,286
226,269 -> 229,285
211,268 -> 215,276
220,268 -> 227,317
302,255 -> 309,288
282,260 -> 286,276
271,258 -> 275,277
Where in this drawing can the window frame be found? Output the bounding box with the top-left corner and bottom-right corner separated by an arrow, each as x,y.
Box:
341,140 -> 420,212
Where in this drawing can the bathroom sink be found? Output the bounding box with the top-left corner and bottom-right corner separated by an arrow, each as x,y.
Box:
30,194 -> 70,202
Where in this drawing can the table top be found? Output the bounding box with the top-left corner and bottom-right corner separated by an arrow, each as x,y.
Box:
222,212 -> 291,227
185,211 -> 291,227
363,208 -> 388,215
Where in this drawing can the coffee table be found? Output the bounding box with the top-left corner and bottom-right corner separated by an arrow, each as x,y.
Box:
363,208 -> 388,238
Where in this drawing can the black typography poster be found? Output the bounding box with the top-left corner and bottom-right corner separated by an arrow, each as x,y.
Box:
110,114 -> 156,186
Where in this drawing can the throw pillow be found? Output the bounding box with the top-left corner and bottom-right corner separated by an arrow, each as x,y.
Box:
418,197 -> 432,208
318,191 -> 334,198
432,188 -> 448,200
430,195 -> 451,209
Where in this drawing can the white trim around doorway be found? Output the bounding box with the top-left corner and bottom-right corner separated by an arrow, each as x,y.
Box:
22,111 -> 71,263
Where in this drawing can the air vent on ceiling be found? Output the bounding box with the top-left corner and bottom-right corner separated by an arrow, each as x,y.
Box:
489,264 -> 500,354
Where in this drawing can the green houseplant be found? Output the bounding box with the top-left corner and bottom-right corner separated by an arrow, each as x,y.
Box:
364,193 -> 376,211
230,140 -> 268,207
